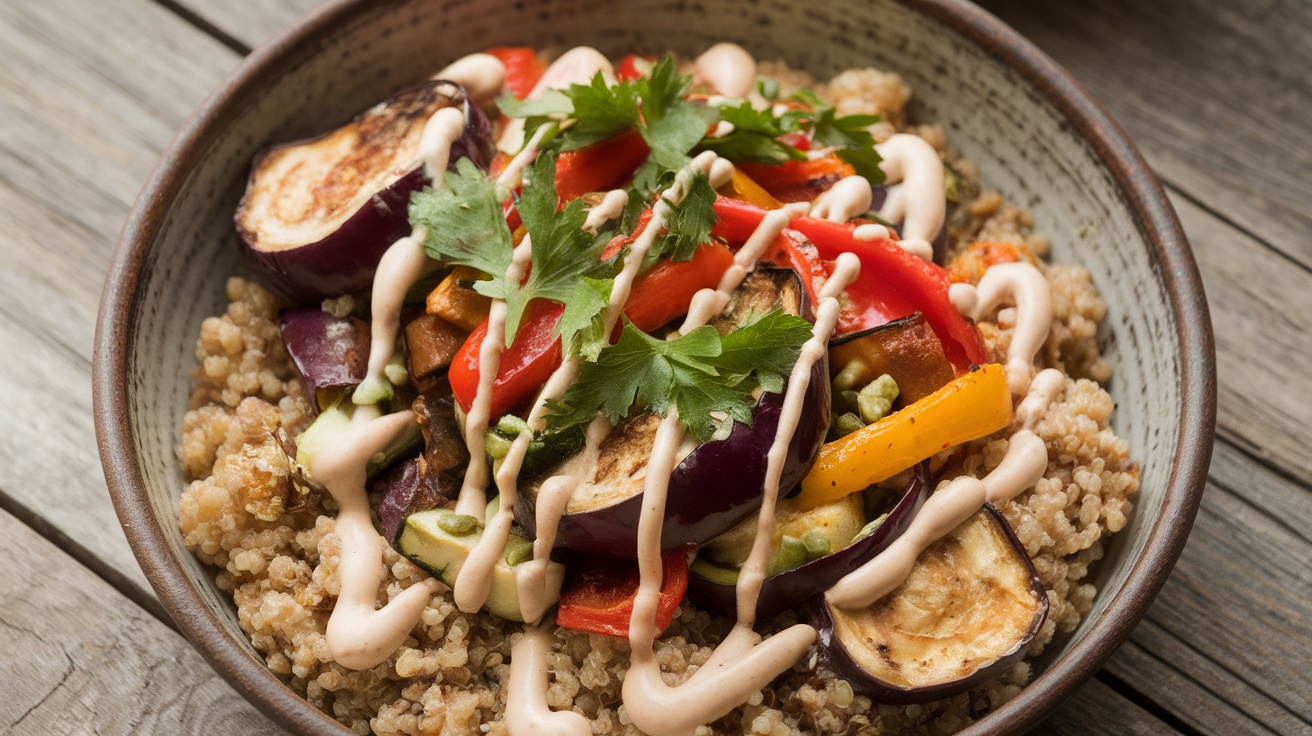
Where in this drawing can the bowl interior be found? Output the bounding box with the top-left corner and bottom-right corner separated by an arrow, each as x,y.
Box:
105,0 -> 1204,732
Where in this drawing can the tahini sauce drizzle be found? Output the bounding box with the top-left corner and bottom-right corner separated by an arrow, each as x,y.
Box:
500,157 -> 731,734
875,133 -> 945,262
618,211 -> 850,736
694,43 -> 757,98
825,260 -> 1058,611
433,53 -> 507,105
314,102 -> 473,669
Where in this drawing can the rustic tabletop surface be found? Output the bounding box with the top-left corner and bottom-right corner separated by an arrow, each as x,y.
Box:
1,0 -> 1307,733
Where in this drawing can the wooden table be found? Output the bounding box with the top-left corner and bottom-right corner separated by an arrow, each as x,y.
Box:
1,0 -> 1307,733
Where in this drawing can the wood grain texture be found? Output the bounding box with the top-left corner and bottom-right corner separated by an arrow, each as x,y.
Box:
0,507 -> 282,735
162,0 -> 323,49
0,0 -> 240,602
1105,436 -> 1312,736
1043,677 -> 1183,736
978,0 -> 1312,271
1,0 -> 1303,732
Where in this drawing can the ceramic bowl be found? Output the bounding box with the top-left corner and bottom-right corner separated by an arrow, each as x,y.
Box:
94,0 -> 1215,733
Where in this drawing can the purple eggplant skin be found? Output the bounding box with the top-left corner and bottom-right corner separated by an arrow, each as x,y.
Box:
279,308 -> 370,413
516,269 -> 830,558
237,80 -> 493,305
811,504 -> 1050,705
687,463 -> 930,622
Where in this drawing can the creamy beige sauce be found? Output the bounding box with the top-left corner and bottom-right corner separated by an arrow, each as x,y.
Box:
1016,368 -> 1065,430
825,259 -> 1057,611
455,238 -> 533,520
875,133 -> 945,262
825,426 -> 1048,610
970,262 -> 1053,396
583,189 -> 629,233
809,175 -> 874,223
735,253 -> 860,621
312,407 -> 443,669
709,120 -> 736,139
507,622 -> 591,736
497,124 -> 552,194
618,214 -> 855,736
318,102 -> 485,668
695,43 -> 757,98
433,53 -> 507,105
416,106 -> 470,184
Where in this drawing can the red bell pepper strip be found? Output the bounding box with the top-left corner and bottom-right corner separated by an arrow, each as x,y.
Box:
556,552 -> 688,638
616,53 -> 655,81
449,299 -> 565,420
555,129 -> 651,202
623,242 -> 735,335
711,196 -> 988,371
483,47 -> 545,100
736,156 -> 856,203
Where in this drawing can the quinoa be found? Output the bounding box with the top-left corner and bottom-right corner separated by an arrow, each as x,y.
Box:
178,62 -> 1137,735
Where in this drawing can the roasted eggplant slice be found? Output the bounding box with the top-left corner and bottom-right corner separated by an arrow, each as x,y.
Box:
280,307 -> 370,412
238,80 -> 493,304
814,504 -> 1048,704
516,269 -> 830,558
687,463 -> 930,621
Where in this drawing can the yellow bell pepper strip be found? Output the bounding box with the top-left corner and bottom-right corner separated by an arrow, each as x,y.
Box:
798,363 -> 1013,507
718,168 -> 785,210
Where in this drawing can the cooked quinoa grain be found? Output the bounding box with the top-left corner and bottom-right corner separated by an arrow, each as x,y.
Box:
178,61 -> 1138,735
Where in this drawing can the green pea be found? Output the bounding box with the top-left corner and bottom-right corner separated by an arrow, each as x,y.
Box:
504,543 -> 533,567
857,374 -> 900,424
437,513 -> 481,537
801,531 -> 832,559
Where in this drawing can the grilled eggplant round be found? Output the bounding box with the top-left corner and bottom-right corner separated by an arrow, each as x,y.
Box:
813,503 -> 1049,704
238,80 -> 493,304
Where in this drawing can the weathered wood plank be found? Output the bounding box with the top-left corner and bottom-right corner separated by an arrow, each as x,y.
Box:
979,0 -> 1312,271
0,507 -> 282,734
0,0 -> 242,602
1168,192 -> 1312,474
161,0 -> 322,49
1105,437 -> 1312,736
1044,677 -> 1182,736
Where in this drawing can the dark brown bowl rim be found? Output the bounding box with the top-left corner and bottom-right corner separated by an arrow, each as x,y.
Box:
93,0 -> 1216,733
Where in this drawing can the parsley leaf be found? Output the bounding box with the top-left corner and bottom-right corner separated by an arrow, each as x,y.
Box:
411,158 -> 514,299
510,152 -> 617,339
794,91 -> 886,184
547,309 -> 813,441
712,309 -> 815,395
555,277 -> 614,361
648,170 -> 719,264
632,57 -> 719,196
696,101 -> 806,165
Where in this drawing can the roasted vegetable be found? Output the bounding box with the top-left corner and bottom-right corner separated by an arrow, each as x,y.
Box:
556,552 -> 688,638
799,363 -> 1012,507
279,307 -> 370,412
397,507 -> 563,622
516,269 -> 829,557
238,81 -> 493,303
813,505 -> 1048,703
687,463 -> 930,621
829,313 -> 956,405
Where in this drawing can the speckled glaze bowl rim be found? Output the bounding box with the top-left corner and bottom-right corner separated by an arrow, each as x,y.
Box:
93,0 -> 1216,733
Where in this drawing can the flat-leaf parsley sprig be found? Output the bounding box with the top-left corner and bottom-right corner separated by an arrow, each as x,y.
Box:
409,152 -> 619,346
547,309 -> 814,441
